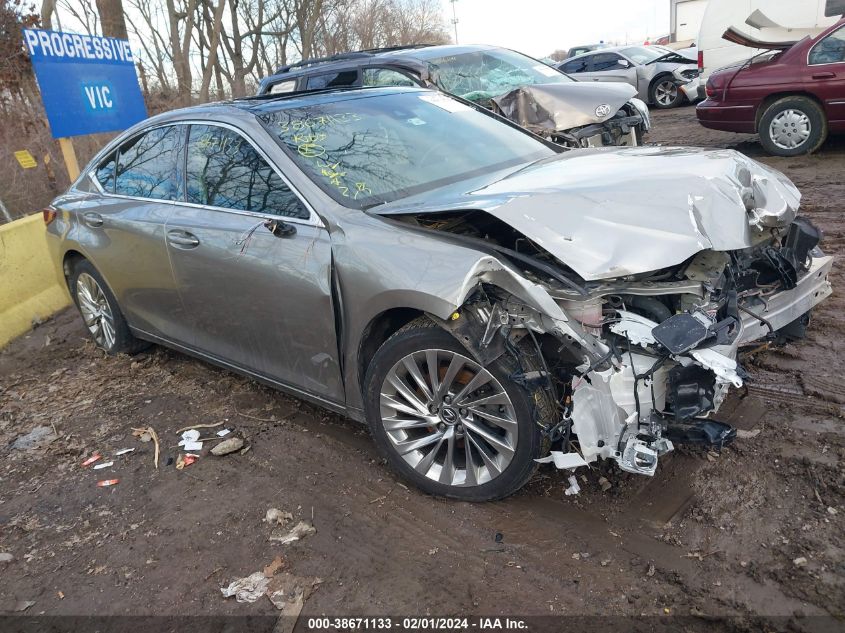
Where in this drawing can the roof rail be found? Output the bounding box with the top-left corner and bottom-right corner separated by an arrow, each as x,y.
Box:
273,51 -> 374,75
272,44 -> 438,75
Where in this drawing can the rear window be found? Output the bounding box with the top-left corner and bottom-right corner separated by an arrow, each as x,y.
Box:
114,125 -> 183,201
305,70 -> 359,90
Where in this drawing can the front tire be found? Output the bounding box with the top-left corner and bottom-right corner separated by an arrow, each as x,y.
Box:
758,96 -> 827,156
649,76 -> 684,109
69,259 -> 148,355
363,318 -> 549,501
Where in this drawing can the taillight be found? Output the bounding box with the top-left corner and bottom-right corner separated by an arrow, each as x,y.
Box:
697,50 -> 703,70
705,79 -> 718,99
43,208 -> 57,225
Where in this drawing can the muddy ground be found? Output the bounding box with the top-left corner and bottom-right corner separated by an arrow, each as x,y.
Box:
1,106 -> 843,630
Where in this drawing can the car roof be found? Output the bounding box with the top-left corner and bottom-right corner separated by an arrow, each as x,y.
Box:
143,86 -> 428,125
262,44 -> 505,84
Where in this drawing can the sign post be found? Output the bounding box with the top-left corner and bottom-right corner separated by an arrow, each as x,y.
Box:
22,29 -> 147,182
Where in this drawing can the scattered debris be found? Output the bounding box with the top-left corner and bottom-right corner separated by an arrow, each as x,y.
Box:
571,553 -> 581,560
211,437 -> 244,456
646,563 -> 656,577
14,600 -> 35,612
178,429 -> 203,451
264,508 -> 294,526
93,461 -> 114,470
176,454 -> 198,470
96,479 -> 119,487
495,532 -> 504,543
269,520 -> 316,544
266,572 -> 322,628
175,422 -> 225,434
217,429 -> 231,437
736,429 -> 762,439
11,426 -> 56,451
827,507 -> 838,516
221,571 -> 270,603
81,453 -> 102,467
263,555 -> 285,578
114,448 -> 135,456
57,591 -> 64,599
0,552 -> 14,564
598,476 -> 612,492
131,426 -> 160,469
793,557 -> 808,567
564,475 -> 581,496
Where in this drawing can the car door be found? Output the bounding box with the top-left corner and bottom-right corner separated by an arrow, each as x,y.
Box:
559,56 -> 590,76
807,24 -> 845,126
79,124 -> 187,339
583,53 -> 639,88
164,122 -> 343,402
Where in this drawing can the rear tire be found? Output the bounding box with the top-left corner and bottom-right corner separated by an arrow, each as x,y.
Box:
758,96 -> 827,157
69,259 -> 149,355
363,318 -> 550,501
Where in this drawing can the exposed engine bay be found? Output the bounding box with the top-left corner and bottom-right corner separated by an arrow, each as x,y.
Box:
390,207 -> 833,480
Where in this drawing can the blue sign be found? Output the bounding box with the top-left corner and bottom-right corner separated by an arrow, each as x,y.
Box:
23,29 -> 147,138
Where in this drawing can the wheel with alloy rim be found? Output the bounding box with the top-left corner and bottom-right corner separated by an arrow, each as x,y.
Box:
69,259 -> 149,355
650,76 -> 683,109
76,272 -> 116,350
759,96 -> 827,157
364,318 -> 548,501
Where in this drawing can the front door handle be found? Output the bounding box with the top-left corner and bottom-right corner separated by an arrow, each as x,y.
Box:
82,212 -> 103,227
166,230 -> 200,248
812,71 -> 835,79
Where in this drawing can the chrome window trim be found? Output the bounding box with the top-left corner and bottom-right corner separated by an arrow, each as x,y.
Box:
807,25 -> 845,66
84,119 -> 324,229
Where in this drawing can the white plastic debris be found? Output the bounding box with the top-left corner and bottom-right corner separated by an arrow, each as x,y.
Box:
269,520 -> 316,544
216,429 -> 231,437
535,451 -> 589,469
93,461 -> 114,470
564,475 -> 581,496
178,429 -> 203,452
114,448 -> 135,456
220,571 -> 271,603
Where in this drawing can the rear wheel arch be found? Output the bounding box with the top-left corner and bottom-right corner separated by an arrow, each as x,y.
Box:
754,92 -> 826,131
62,250 -> 87,283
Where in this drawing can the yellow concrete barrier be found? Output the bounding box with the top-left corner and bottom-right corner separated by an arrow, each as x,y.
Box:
0,214 -> 71,348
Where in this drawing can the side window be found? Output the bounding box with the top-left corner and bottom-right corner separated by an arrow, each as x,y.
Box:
305,70 -> 359,90
362,68 -> 418,87
590,53 -> 625,72
269,79 -> 297,94
809,26 -> 845,65
95,151 -> 117,193
114,126 -> 183,200
561,58 -> 589,73
185,124 -> 308,219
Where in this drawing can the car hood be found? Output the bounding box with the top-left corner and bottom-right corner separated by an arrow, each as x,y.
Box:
491,81 -> 637,131
373,146 -> 800,281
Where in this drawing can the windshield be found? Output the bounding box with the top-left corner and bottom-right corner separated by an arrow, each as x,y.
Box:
426,48 -> 572,104
619,46 -> 666,64
259,91 -> 554,209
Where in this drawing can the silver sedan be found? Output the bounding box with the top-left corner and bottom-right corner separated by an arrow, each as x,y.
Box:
557,45 -> 700,108
46,87 -> 832,500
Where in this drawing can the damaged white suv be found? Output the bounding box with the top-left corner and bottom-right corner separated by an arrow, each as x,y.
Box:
49,87 -> 833,501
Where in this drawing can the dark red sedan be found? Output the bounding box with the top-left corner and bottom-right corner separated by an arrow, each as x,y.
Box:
697,17 -> 845,156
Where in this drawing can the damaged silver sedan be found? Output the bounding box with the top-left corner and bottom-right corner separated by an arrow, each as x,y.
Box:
47,87 -> 833,501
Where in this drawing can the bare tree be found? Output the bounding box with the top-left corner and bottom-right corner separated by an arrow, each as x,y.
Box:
96,0 -> 128,38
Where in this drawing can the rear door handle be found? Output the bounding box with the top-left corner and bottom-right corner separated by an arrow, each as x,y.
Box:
166,230 -> 200,248
82,212 -> 103,228
812,72 -> 835,79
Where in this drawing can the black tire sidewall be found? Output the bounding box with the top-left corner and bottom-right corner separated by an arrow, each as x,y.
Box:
759,97 -> 826,157
363,323 -> 544,501
650,75 -> 683,109
69,260 -> 140,355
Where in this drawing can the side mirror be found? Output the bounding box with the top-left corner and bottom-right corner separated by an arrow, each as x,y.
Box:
618,59 -> 631,68
265,219 -> 297,238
